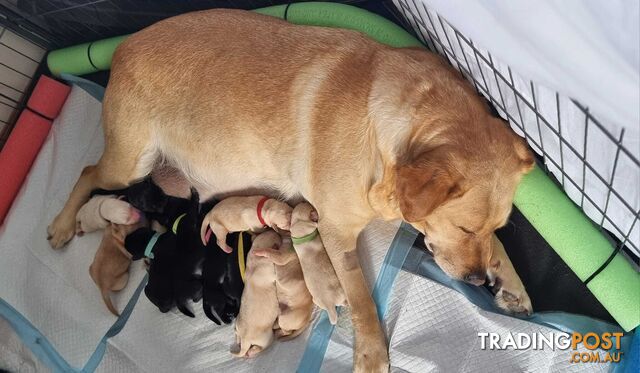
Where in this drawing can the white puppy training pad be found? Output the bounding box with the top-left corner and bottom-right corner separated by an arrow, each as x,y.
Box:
0,85 -> 615,372
0,86 -> 145,369
320,264 -> 610,372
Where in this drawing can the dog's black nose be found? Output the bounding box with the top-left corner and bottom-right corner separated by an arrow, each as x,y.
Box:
463,272 -> 486,286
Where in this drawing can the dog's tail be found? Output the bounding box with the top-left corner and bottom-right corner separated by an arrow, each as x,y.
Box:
102,289 -> 119,316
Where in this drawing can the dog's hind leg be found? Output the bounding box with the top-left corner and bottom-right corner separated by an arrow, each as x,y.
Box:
48,102 -> 156,249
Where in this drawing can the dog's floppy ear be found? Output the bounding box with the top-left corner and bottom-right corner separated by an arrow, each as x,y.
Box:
513,136 -> 535,173
395,151 -> 464,222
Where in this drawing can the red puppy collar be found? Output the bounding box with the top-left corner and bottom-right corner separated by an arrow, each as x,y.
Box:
256,196 -> 270,227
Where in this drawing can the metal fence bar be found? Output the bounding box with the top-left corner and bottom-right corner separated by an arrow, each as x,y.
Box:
555,93 -> 566,188
580,109 -> 590,209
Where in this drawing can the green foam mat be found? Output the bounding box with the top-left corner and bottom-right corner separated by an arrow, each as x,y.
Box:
45,1 -> 639,331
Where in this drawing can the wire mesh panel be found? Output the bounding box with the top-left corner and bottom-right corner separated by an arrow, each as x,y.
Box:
0,25 -> 45,147
392,0 -> 640,261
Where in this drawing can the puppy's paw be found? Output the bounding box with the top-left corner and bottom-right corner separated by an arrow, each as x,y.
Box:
493,279 -> 533,316
218,241 -> 233,254
253,248 -> 294,266
47,213 -> 76,249
75,221 -> 85,236
102,199 -> 140,225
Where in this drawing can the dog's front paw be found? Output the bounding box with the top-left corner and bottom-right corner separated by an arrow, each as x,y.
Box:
47,213 -> 76,249
354,338 -> 389,373
493,278 -> 532,316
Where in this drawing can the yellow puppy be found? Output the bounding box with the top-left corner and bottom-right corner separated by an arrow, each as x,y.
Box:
200,196 -> 292,253
289,202 -> 345,325
254,235 -> 314,339
232,231 -> 280,358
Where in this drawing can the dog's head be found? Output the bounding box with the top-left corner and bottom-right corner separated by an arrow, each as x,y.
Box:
395,117 -> 534,284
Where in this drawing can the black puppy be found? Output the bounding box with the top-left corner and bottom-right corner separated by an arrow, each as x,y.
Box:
201,231 -> 252,324
170,188 -> 208,318
125,228 -> 177,313
92,177 -> 189,227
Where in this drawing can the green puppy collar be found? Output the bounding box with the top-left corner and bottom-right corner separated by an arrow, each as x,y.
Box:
291,229 -> 319,245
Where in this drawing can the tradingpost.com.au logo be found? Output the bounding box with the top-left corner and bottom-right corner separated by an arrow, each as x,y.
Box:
478,332 -> 624,363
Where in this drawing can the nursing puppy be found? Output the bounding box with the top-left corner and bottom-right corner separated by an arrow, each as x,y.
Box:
93,177 -> 189,228
89,219 -> 147,316
289,202 -> 346,325
125,227 -> 178,313
200,196 -> 292,253
76,195 -> 141,235
170,189 -> 211,318
254,236 -> 314,339
202,231 -> 252,325
231,231 -> 280,358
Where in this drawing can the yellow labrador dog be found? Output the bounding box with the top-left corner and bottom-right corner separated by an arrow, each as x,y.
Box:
47,9 -> 534,371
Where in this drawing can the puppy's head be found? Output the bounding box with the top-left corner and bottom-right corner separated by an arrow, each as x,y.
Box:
251,230 -> 282,251
395,118 -> 534,284
124,228 -> 155,261
265,200 -> 293,231
290,202 -> 318,236
127,179 -> 167,213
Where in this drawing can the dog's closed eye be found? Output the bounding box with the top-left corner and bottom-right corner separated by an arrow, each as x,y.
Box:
457,226 -> 475,235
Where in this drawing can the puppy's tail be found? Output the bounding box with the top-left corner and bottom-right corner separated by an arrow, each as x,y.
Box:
203,302 -> 222,325
189,187 -> 200,216
102,289 -> 119,316
276,325 -> 309,341
177,302 -> 196,318
327,306 -> 339,325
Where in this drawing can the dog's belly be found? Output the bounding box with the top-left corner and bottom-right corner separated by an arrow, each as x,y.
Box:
158,135 -> 305,203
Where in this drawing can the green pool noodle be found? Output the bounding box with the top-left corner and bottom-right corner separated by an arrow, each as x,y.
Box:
45,2 -> 639,331
47,3 -> 420,76
515,166 -> 639,331
47,35 -> 130,76
254,3 -> 422,48
47,42 -> 97,76
90,35 -> 129,70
